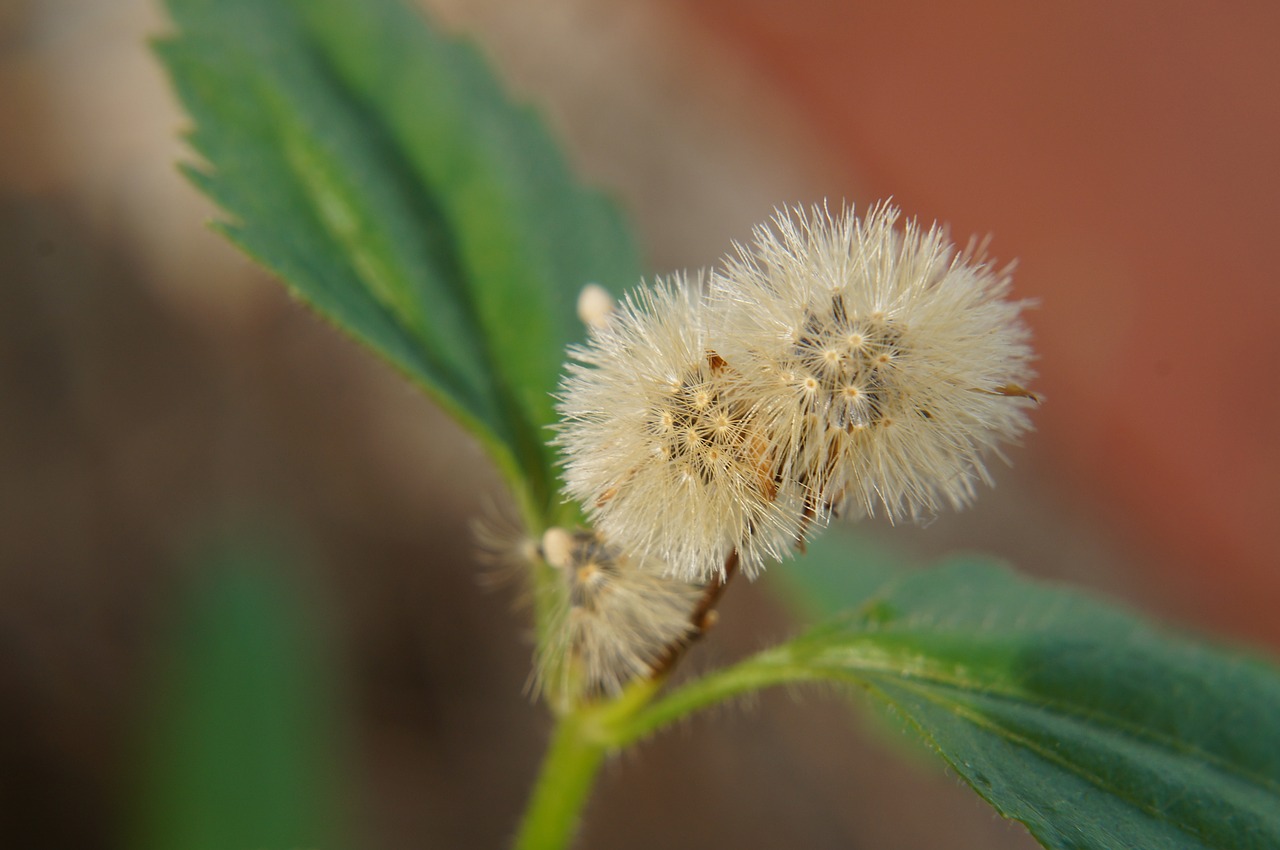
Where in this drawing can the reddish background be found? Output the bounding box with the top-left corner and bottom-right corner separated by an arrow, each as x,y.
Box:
682,0 -> 1280,645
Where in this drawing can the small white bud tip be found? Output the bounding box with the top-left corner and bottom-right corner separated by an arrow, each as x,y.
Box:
577,283 -> 616,330
540,527 -> 576,570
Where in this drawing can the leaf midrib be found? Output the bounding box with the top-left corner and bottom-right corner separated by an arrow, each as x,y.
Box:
778,638 -> 1280,800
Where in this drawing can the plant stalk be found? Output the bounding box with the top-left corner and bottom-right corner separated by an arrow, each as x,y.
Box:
512,711 -> 608,850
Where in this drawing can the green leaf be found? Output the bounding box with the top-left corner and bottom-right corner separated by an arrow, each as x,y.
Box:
621,559 -> 1280,850
136,542 -> 344,850
155,0 -> 643,525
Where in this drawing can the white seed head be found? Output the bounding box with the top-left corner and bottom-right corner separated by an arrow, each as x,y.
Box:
710,202 -> 1037,522
537,529 -> 702,700
555,273 -> 805,580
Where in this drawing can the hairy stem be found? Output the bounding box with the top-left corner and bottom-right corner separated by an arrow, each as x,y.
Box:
513,712 -> 607,850
611,656 -> 825,747
514,678 -> 662,850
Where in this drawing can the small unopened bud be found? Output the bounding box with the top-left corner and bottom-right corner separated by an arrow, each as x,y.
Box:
576,283 -> 616,330
540,527 -> 576,570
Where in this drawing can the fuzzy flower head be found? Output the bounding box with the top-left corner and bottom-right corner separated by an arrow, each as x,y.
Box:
554,274 -> 804,580
710,203 -> 1037,522
537,528 -> 702,701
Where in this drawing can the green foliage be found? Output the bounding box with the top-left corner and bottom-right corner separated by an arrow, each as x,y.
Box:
624,559 -> 1280,849
155,0 -> 642,526
136,543 -> 343,850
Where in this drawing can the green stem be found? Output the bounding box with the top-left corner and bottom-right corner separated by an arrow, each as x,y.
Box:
512,647 -> 850,848
513,712 -> 607,850
513,614 -> 814,849
610,656 -> 824,748
513,677 -> 664,850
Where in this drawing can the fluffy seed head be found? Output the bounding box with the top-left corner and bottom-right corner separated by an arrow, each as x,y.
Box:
710,203 -> 1037,521
555,273 -> 805,580
537,528 -> 702,701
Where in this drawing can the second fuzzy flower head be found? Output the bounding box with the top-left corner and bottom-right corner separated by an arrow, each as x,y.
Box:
556,203 -> 1038,583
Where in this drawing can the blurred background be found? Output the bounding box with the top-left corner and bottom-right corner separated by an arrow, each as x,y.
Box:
2,0 -> 1277,848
